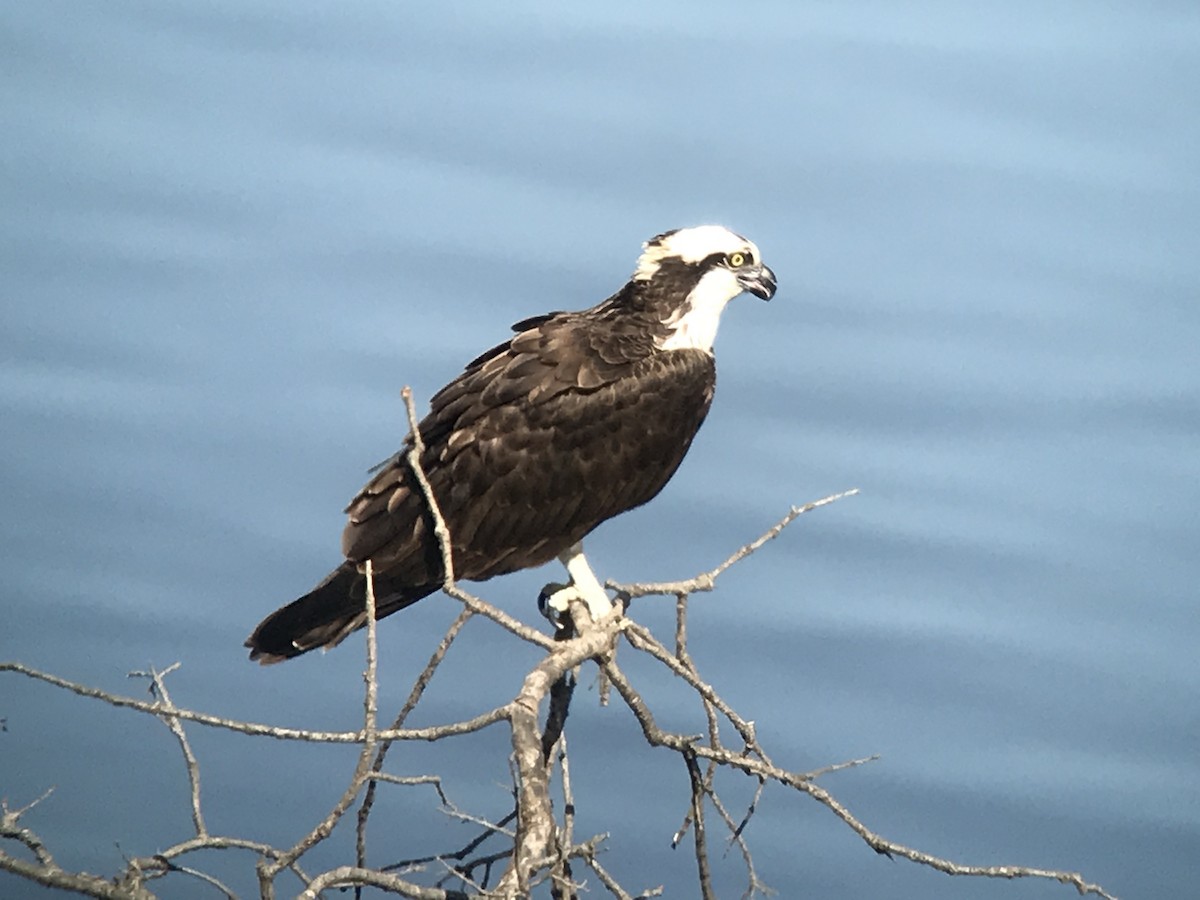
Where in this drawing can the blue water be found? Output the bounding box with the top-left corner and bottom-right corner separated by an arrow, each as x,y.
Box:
3,3 -> 1198,898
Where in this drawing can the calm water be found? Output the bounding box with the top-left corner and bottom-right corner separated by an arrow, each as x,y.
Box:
3,2 -> 1198,898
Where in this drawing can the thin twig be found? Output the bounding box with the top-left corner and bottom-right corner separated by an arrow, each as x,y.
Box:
684,749 -> 716,900
401,390 -> 558,653
130,665 -> 207,838
0,661 -> 507,743
608,490 -> 859,599
382,810 -> 516,877
802,755 -> 881,780
299,865 -> 467,899
258,559 -> 382,891
600,656 -> 1118,900
402,386 -> 456,590
357,605 -> 474,885
1,791 -> 57,868
624,623 -> 764,757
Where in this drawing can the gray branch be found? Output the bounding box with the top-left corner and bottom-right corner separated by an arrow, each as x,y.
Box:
0,390 -> 1118,900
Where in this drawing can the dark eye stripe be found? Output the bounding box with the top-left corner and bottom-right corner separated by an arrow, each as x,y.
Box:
696,250 -> 753,269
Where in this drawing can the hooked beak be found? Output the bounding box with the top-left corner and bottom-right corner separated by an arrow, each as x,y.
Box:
737,264 -> 777,301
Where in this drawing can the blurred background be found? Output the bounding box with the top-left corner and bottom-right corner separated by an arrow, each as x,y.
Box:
3,2 -> 1198,897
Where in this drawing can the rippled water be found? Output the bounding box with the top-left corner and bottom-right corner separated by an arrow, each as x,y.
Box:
3,3 -> 1198,897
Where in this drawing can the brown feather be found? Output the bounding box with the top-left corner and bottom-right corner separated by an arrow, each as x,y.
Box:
246,252 -> 739,663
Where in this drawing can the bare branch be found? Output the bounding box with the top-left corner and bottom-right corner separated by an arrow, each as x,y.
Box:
0,848 -> 155,900
608,490 -> 859,599
599,656 -> 1118,900
1,794 -> 57,869
299,865 -> 468,899
624,623 -> 764,757
129,665 -> 207,837
381,809 -> 516,886
802,754 -> 881,780
705,787 -> 774,899
498,608 -> 626,896
683,749 -> 716,900
257,559 -> 383,891
578,839 -> 663,900
402,386 -> 456,591
358,606 -> 474,876
0,390 -> 1116,900
149,858 -> 237,898
0,661 -> 508,743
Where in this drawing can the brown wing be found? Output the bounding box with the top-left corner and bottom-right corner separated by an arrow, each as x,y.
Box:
342,313 -> 716,587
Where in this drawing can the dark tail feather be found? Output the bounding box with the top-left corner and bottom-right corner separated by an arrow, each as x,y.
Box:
245,563 -> 438,664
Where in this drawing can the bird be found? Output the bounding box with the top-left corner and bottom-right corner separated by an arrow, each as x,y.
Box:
246,225 -> 776,663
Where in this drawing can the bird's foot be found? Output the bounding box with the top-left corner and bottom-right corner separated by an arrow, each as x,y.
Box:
538,578 -> 614,627
538,581 -> 574,628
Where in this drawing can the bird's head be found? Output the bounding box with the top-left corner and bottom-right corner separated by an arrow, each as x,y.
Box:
631,225 -> 776,352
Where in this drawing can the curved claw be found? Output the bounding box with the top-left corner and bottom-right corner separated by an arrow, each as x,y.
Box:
538,582 -> 572,620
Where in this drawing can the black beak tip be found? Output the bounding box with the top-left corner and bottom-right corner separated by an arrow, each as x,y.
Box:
749,265 -> 777,301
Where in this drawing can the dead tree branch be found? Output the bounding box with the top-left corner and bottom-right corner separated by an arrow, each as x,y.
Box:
0,389 -> 1118,899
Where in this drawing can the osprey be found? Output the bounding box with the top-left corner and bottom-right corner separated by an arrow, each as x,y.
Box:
247,225 -> 776,663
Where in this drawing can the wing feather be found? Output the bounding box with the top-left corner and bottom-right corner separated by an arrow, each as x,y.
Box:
340,310 -> 715,590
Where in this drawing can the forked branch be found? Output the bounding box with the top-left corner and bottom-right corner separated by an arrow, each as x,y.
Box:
0,389 -> 1117,900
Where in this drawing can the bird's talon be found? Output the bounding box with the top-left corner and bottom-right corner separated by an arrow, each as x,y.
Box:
539,581 -> 577,626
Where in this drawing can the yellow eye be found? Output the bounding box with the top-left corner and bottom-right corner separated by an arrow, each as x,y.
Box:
727,251 -> 746,268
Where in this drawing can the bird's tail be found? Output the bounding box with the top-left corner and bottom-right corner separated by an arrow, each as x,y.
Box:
245,563 -> 438,664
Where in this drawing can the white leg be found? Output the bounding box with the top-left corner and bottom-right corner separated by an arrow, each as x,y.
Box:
549,542 -> 613,620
